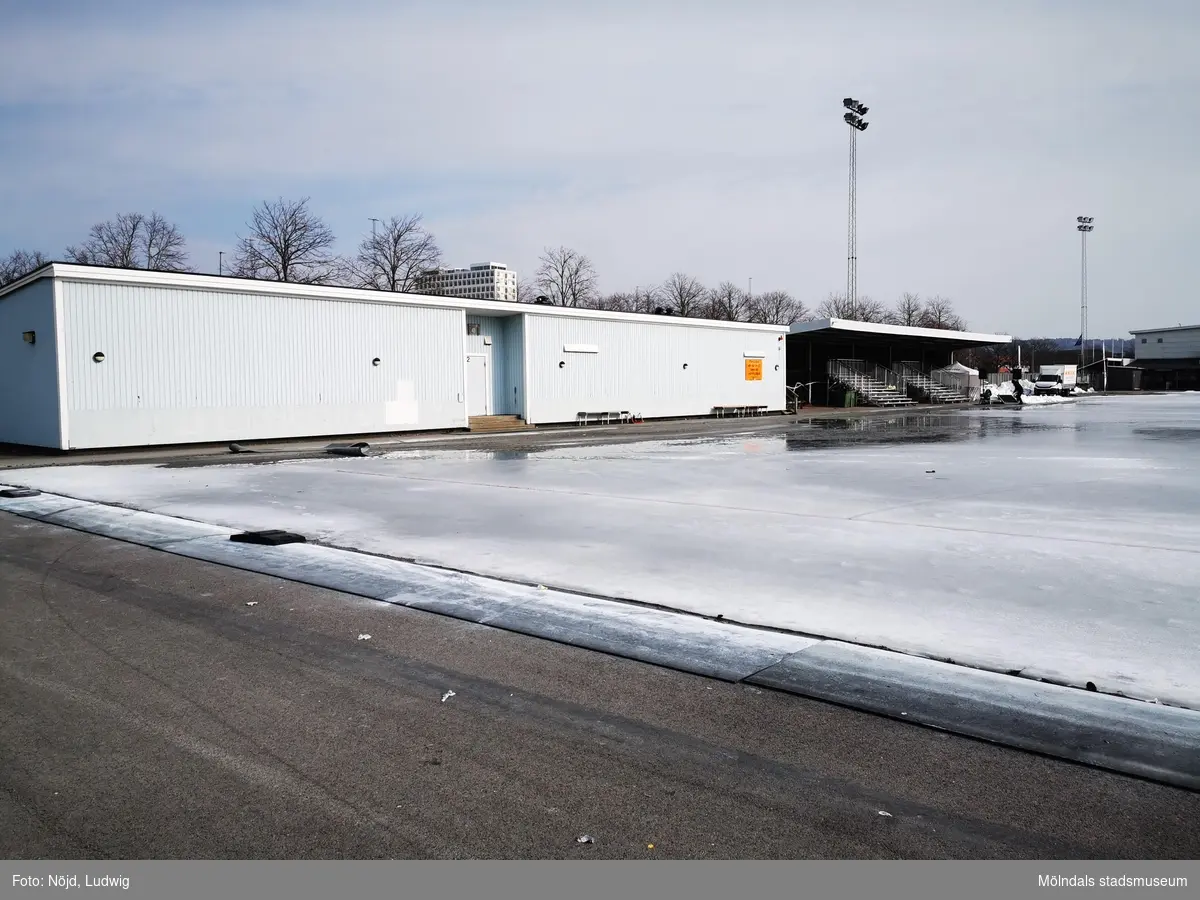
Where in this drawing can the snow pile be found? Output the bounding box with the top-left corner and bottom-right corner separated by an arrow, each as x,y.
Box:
1020,393 -> 1078,406
980,379 -> 1036,403
980,379 -> 1096,405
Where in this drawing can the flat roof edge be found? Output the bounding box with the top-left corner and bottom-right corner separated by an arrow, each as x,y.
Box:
1129,324 -> 1200,335
31,263 -> 788,332
788,317 -> 1011,344
0,262 -> 55,298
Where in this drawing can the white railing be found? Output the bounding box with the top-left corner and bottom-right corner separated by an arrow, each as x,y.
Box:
827,359 -> 917,407
895,362 -> 972,403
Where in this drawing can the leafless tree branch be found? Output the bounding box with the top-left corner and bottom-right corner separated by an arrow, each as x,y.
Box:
533,246 -> 598,308
705,281 -> 751,322
920,295 -> 968,331
749,289 -> 808,326
231,197 -> 340,285
889,292 -> 924,327
63,212 -> 190,271
659,272 -> 707,318
0,249 -> 49,286
816,291 -> 887,323
354,214 -> 442,292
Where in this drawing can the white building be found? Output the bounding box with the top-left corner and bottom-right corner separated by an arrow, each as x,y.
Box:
0,264 -> 787,450
416,262 -> 518,303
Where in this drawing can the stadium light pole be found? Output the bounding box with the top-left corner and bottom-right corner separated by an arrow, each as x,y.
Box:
843,98 -> 869,320
1077,216 -> 1094,369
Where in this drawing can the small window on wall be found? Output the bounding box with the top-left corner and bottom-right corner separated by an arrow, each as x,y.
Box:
1157,338 -> 1164,343
1141,338 -> 1147,344
467,323 -> 481,336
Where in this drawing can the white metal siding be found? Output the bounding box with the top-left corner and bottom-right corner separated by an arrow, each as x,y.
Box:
58,281 -> 466,449
0,278 -> 64,449
523,314 -> 786,424
1134,327 -> 1200,361
503,315 -> 525,418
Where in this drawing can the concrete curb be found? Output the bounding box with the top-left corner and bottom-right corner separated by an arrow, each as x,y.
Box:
2,486 -> 1198,791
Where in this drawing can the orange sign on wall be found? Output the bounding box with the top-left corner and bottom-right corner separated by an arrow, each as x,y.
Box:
745,358 -> 763,381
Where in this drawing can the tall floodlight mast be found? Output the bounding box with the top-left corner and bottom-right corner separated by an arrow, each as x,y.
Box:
1077,216 -> 1094,368
843,98 -> 869,319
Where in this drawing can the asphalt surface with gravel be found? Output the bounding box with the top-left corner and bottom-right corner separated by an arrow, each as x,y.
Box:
2,512 -> 1197,860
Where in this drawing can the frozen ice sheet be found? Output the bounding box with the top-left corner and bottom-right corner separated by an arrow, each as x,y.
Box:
4,395 -> 1199,708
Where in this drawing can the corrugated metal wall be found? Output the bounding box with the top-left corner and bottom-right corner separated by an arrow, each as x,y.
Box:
503,315 -> 525,417
0,278 -> 64,449
58,280 -> 466,449
465,314 -> 525,416
523,314 -> 786,424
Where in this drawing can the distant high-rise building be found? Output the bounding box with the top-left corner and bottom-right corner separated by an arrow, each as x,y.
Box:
417,262 -> 517,302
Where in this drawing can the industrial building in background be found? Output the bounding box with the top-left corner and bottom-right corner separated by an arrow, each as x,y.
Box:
415,262 -> 518,302
1130,323 -> 1200,391
0,263 -> 786,451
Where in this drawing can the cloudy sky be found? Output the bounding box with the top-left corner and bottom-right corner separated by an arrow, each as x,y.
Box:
2,0 -> 1197,336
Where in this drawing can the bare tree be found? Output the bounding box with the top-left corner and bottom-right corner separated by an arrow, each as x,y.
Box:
659,272 -> 707,318
628,284 -> 660,315
514,278 -> 538,303
816,291 -> 888,323
705,281 -> 751,322
0,249 -> 48,286
533,246 -> 598,307
921,295 -> 967,330
231,197 -> 341,284
353,214 -> 441,292
749,289 -> 808,326
65,212 -> 190,271
889,292 -> 924,327
591,292 -> 634,312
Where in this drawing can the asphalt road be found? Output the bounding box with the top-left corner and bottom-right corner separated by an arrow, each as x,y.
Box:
1,512 -> 1197,860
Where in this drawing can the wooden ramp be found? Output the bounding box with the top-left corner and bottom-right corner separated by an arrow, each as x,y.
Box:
468,415 -> 535,434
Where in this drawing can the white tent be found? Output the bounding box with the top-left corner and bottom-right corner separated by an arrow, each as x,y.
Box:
935,361 -> 979,376
933,361 -> 981,398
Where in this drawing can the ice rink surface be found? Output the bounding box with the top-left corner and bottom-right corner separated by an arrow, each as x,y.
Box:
7,395 -> 1199,708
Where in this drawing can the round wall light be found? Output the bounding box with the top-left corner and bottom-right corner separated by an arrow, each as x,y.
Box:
682,363 -> 689,369
92,352 -> 106,363
372,357 -> 381,366
559,360 -> 565,368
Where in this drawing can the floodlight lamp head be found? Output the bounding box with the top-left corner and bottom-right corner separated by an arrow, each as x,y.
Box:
843,97 -> 857,109
857,121 -> 869,131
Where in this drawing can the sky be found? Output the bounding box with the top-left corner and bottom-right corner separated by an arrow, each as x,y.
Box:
2,0 -> 1198,337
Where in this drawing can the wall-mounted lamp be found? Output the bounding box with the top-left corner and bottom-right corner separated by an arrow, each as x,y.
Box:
22,331 -> 35,344
682,363 -> 688,370
371,357 -> 381,366
92,352 -> 105,363
775,364 -> 780,371
558,360 -> 565,368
